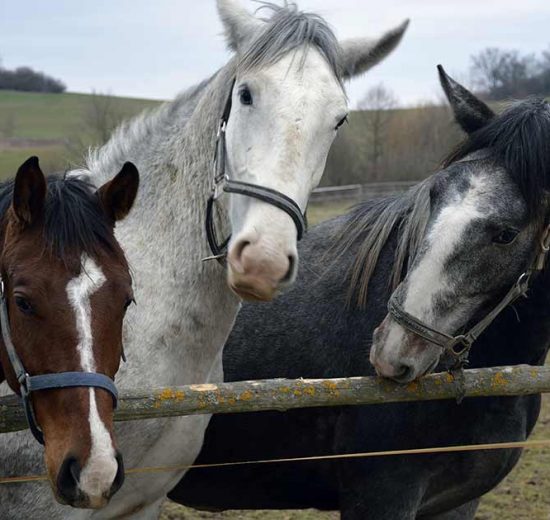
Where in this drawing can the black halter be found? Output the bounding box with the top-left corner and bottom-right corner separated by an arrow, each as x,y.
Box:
204,80 -> 307,264
0,280 -> 119,445
387,224 -> 550,370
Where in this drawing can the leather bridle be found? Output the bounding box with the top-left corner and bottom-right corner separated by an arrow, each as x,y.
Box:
388,224 -> 550,368
0,279 -> 119,445
204,79 -> 307,264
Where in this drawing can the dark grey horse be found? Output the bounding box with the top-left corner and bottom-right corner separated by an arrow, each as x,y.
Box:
169,68 -> 550,519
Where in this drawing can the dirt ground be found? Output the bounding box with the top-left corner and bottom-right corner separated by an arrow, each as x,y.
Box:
158,393 -> 550,520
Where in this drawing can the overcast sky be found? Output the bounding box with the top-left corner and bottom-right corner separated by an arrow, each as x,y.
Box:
1,0 -> 549,107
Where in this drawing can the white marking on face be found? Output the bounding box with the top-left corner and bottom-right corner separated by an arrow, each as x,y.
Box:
66,254 -> 117,502
381,174 -> 489,360
403,175 -> 486,323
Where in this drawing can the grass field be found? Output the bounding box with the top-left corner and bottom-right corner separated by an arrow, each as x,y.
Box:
0,90 -> 159,140
0,90 -> 160,177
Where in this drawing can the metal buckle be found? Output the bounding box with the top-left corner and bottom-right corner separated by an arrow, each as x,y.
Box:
217,119 -> 227,138
18,372 -> 30,397
212,174 -> 228,201
516,272 -> 531,294
449,335 -> 472,357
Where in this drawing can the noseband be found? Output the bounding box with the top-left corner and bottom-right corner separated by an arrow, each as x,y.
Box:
204,79 -> 307,264
388,224 -> 550,368
0,281 -> 119,445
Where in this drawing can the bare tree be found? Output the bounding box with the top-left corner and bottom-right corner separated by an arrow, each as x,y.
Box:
1,112 -> 15,139
66,91 -> 126,159
470,47 -> 539,99
358,83 -> 398,180
84,91 -> 125,143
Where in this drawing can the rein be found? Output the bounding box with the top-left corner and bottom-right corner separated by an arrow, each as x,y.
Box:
388,224 -> 550,371
0,280 -> 119,445
204,79 -> 307,264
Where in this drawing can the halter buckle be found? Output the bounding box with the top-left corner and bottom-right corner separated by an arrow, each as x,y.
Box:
18,372 -> 30,396
217,119 -> 227,138
515,272 -> 531,294
448,335 -> 472,357
212,174 -> 228,201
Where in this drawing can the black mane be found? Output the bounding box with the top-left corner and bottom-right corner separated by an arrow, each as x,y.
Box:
444,97 -> 550,216
0,175 -> 119,263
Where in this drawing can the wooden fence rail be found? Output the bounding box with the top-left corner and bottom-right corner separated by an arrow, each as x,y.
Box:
1,365 -> 549,435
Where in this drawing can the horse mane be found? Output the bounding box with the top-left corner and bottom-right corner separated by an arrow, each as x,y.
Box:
86,3 -> 343,185
336,97 -> 550,308
334,179 -> 432,308
443,98 -> 550,216
0,175 -> 122,265
239,2 -> 343,84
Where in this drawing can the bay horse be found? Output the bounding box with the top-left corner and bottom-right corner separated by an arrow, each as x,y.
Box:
170,68 -> 550,518
1,1 -> 408,518
0,157 -> 139,511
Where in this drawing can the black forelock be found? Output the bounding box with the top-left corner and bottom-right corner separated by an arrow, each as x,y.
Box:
0,175 -> 119,263
443,98 -> 550,216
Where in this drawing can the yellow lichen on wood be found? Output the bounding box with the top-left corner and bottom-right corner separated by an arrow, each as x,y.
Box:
492,372 -> 508,388
407,381 -> 419,393
239,390 -> 253,401
157,388 -> 185,401
303,386 -> 315,396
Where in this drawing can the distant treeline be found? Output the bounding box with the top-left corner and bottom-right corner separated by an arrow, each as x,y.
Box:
0,65 -> 66,93
471,46 -> 550,100
323,45 -> 550,187
323,104 -> 462,186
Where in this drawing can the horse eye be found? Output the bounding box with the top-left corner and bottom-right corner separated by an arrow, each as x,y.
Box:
15,295 -> 34,315
493,229 -> 519,245
124,297 -> 135,310
239,87 -> 253,106
335,115 -> 348,130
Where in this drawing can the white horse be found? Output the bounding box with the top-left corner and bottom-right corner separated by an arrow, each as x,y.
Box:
0,1 -> 408,518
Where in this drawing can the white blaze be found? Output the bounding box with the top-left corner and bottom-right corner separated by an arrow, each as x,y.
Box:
65,254 -> 117,503
382,174 -> 488,358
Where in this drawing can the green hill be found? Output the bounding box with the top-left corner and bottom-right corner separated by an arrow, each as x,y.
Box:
0,90 -> 161,178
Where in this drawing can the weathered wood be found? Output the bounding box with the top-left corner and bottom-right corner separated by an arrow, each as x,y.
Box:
1,364 -> 549,434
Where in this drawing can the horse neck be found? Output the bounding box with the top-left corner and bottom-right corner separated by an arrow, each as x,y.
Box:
80,66 -> 241,377
469,266 -> 550,368
87,65 -> 236,265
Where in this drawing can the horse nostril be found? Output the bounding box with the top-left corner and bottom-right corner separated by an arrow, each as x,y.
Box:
57,456 -> 81,504
235,240 -> 251,262
110,451 -> 125,497
280,254 -> 296,284
392,364 -> 414,383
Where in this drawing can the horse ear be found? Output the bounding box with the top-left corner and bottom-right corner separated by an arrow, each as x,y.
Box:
97,162 -> 140,223
438,65 -> 495,134
12,156 -> 47,227
340,20 -> 409,78
217,0 -> 264,52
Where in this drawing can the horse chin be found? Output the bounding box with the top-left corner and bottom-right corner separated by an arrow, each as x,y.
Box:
228,271 -> 280,301
230,283 -> 278,302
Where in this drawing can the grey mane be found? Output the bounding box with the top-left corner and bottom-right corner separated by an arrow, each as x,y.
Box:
334,179 -> 433,308
86,5 -> 344,182
239,2 -> 343,83
85,77 -> 213,178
